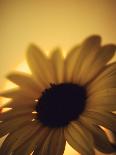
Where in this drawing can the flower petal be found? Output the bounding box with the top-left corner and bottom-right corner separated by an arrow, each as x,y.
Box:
36,128 -> 65,155
1,98 -> 34,109
26,44 -> 55,88
80,116 -> 115,153
64,45 -> 80,82
50,48 -> 64,83
83,111 -> 116,132
64,121 -> 94,155
0,121 -> 39,155
0,88 -> 37,99
72,35 -> 101,83
87,100 -> 116,112
7,72 -> 42,95
111,131 -> 116,150
88,62 -> 116,94
13,126 -> 50,155
0,114 -> 33,137
87,88 -> 116,111
73,44 -> 116,85
0,107 -> 33,122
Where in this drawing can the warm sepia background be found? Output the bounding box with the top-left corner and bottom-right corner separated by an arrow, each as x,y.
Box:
0,0 -> 116,155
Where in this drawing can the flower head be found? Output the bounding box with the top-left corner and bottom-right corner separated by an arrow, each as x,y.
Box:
0,35 -> 116,155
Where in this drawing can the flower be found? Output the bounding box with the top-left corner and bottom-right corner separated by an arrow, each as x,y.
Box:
0,35 -> 116,155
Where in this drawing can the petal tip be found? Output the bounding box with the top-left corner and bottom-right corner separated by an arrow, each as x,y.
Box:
27,44 -> 38,53
85,34 -> 101,42
102,44 -> 116,52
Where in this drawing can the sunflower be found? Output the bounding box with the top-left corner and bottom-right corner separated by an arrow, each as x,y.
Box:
0,35 -> 116,155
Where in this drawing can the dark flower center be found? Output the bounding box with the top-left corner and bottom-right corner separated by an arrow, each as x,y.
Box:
35,83 -> 87,128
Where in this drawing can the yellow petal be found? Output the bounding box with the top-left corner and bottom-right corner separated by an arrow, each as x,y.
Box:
87,88 -> 116,112
64,45 -> 80,82
90,62 -> 116,84
80,116 -> 115,153
26,44 -> 55,88
0,121 -> 39,155
87,99 -> 116,112
50,48 -> 64,83
0,107 -> 33,121
89,76 -> 116,95
38,128 -> 65,155
72,35 -> 101,83
87,88 -> 116,102
13,126 -> 50,155
7,72 -> 42,95
74,44 -> 116,85
0,88 -> 37,99
83,111 -> 116,132
0,114 -> 33,138
2,98 -> 34,109
64,121 -> 94,155
88,63 -> 116,94
111,131 -> 116,148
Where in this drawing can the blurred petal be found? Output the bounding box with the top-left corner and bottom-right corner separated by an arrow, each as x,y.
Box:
26,44 -> 55,88
38,128 -> 65,155
87,100 -> 116,112
64,45 -> 80,82
13,126 -> 50,155
111,131 -> 116,150
87,88 -> 116,111
7,72 -> 42,94
88,88 -> 116,98
0,107 -> 33,121
88,62 -> 116,94
80,116 -> 115,153
0,88 -> 37,99
2,99 -> 34,109
72,35 -> 101,83
0,121 -> 39,155
50,48 -> 64,83
64,121 -> 94,155
77,44 -> 116,85
83,111 -> 116,132
0,114 -> 33,137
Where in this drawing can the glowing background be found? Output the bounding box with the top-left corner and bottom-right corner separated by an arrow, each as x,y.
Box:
0,0 -> 116,154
